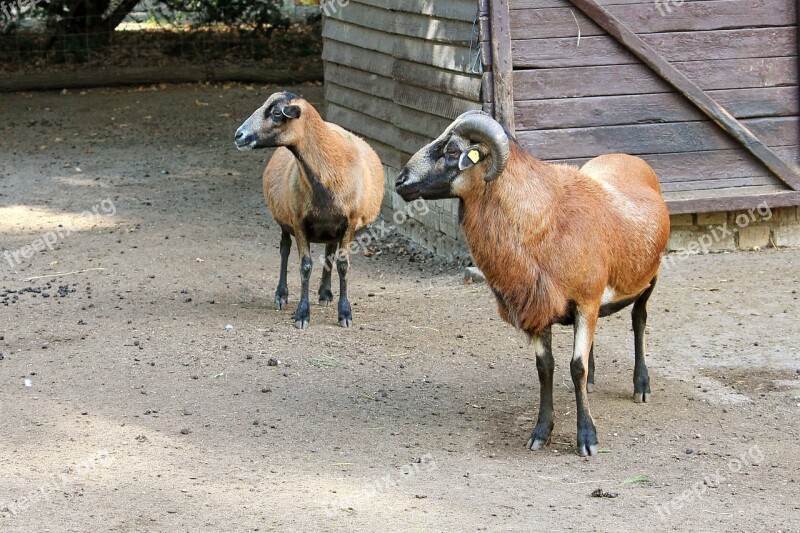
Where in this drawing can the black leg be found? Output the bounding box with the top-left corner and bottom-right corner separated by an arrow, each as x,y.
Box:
336,226 -> 356,328
293,231 -> 312,330
336,255 -> 352,328
274,230 -> 291,310
572,310 -> 599,457
526,327 -> 554,451
587,343 -> 595,393
633,278 -> 657,403
318,242 -> 336,306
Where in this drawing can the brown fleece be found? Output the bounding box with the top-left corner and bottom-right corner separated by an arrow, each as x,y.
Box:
459,143 -> 670,335
261,99 -> 384,238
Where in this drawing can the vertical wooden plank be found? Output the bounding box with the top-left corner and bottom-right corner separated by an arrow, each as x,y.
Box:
489,0 -> 515,133
478,0 -> 494,113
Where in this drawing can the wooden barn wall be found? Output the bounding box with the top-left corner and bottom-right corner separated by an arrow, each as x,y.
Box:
506,0 -> 799,207
322,0 -> 482,170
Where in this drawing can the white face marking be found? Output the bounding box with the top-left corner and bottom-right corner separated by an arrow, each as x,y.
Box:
401,149 -> 436,187
601,286 -> 616,305
450,173 -> 468,196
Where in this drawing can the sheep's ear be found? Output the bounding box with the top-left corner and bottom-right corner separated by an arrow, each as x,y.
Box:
282,105 -> 302,119
458,145 -> 484,171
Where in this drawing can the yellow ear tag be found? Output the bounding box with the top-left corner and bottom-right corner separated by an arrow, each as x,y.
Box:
468,150 -> 481,164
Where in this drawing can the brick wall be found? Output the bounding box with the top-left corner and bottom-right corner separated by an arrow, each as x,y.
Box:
381,166 -> 470,262
668,206 -> 800,252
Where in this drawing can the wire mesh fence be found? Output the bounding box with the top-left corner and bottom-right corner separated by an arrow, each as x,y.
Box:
0,0 -> 322,82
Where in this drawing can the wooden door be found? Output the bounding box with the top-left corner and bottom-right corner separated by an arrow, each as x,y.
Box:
484,0 -> 800,213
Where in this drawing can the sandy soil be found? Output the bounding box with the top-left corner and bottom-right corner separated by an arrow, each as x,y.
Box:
1,84 -> 799,533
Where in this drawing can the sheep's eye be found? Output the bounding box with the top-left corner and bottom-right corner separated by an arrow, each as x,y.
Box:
445,149 -> 460,162
271,107 -> 283,118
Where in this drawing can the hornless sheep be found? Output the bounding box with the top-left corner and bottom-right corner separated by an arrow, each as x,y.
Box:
395,111 -> 670,456
235,91 -> 384,329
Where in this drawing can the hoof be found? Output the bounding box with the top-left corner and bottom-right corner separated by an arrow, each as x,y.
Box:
577,422 -> 598,457
294,299 -> 310,330
587,383 -> 594,393
275,286 -> 289,310
338,300 -> 352,329
319,288 -> 334,306
525,422 -> 553,451
634,374 -> 651,404
526,437 -> 549,451
578,443 -> 599,457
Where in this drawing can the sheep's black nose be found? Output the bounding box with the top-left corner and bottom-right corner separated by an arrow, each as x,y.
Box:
234,129 -> 245,141
395,169 -> 409,188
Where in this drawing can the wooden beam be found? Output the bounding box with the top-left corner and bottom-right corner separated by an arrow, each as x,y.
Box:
509,1 -> 798,40
489,0 -> 515,133
666,191 -> 800,215
516,88 -> 799,130
511,28 -> 797,69
518,117 -> 799,160
568,0 -> 800,191
514,58 -> 796,100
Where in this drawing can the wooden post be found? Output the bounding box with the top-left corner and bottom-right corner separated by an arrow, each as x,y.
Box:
478,0 -> 493,114
489,0 -> 515,134
569,0 -> 800,191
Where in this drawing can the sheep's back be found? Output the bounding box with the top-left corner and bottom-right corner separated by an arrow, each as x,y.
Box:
326,122 -> 384,230
579,154 -> 670,296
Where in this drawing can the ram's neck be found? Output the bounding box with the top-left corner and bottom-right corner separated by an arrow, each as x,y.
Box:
288,110 -> 348,194
461,147 -> 561,254
459,147 -> 568,334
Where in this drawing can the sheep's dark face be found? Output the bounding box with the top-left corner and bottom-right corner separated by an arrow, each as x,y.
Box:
395,132 -> 489,201
398,112 -> 510,200
234,92 -> 304,150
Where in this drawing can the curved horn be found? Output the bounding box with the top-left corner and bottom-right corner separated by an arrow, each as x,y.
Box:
453,111 -> 510,182
264,91 -> 291,110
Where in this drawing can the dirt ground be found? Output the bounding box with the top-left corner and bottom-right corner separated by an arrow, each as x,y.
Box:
1,84 -> 799,533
